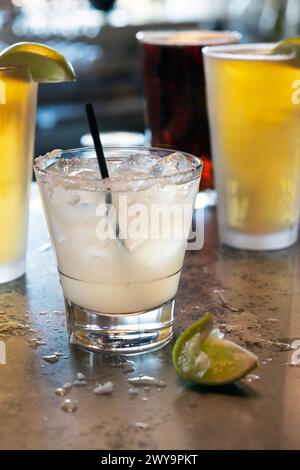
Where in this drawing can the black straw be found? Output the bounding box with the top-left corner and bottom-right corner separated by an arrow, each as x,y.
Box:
85,103 -> 109,179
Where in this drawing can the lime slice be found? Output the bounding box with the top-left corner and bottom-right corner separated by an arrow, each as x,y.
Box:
172,313 -> 214,382
172,313 -> 258,386
272,37 -> 300,64
0,42 -> 76,82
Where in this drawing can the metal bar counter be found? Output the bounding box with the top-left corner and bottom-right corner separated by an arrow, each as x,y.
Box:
0,185 -> 299,450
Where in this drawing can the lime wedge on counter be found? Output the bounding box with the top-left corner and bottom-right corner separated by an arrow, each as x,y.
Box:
0,42 -> 76,82
172,313 -> 258,386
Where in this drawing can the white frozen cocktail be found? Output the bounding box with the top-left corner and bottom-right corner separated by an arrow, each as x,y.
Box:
34,147 -> 202,353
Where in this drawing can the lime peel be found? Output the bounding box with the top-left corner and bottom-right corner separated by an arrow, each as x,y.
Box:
172,313 -> 259,386
272,37 -> 300,64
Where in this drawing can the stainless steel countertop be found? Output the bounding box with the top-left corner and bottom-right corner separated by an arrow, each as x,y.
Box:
0,184 -> 300,450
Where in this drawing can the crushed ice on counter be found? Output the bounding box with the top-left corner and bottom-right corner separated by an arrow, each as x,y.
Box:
245,374 -> 260,384
93,381 -> 114,395
42,354 -> 60,364
134,422 -> 149,430
261,340 -> 295,351
73,380 -> 87,386
127,375 -> 166,388
63,382 -> 73,390
72,371 -> 87,386
261,357 -> 273,365
60,398 -> 78,413
287,361 -> 300,367
76,372 -> 86,381
55,387 -> 68,397
28,338 -> 47,348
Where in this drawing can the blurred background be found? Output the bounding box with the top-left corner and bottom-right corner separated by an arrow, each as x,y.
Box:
0,0 -> 298,155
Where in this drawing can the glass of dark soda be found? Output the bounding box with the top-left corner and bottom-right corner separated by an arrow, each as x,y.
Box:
137,30 -> 241,198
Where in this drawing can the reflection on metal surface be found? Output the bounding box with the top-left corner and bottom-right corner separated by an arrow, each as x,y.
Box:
93,381 -> 114,395
42,354 -> 60,363
127,375 -> 166,388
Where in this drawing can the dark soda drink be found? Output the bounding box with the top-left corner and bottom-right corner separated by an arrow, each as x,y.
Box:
137,31 -> 241,191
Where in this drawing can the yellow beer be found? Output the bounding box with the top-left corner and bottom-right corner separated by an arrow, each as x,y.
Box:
0,67 -> 37,281
204,44 -> 300,250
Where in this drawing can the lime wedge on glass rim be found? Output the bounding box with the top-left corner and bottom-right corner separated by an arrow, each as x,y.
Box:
0,42 -> 76,82
172,313 -> 259,386
272,37 -> 300,63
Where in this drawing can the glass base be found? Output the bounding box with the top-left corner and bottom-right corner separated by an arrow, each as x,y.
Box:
65,298 -> 175,355
220,224 -> 299,250
0,257 -> 25,284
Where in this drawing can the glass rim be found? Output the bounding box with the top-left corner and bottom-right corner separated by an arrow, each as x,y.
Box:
136,29 -> 242,46
0,65 -> 36,83
0,66 -> 19,71
202,42 -> 296,61
0,64 -> 33,71
0,65 -> 31,73
34,146 -> 203,185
